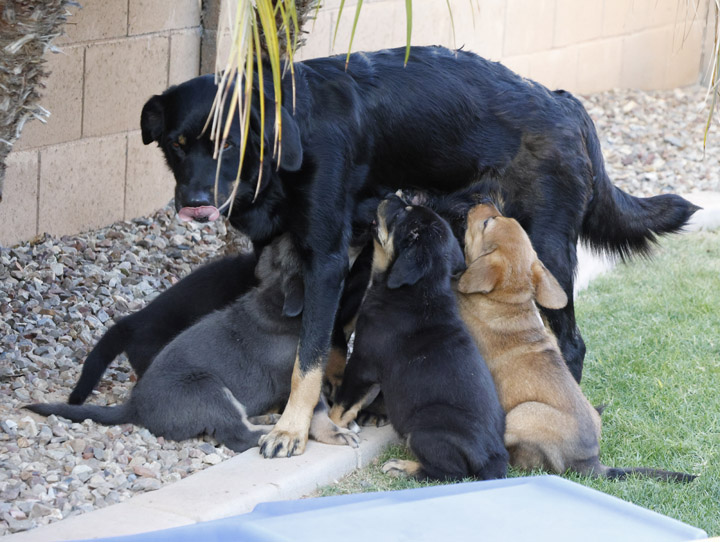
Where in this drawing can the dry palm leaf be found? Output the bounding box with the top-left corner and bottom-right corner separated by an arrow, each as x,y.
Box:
0,0 -> 74,203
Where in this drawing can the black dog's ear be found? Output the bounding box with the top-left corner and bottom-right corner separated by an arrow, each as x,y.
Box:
277,107 -> 303,171
448,238 -> 466,277
387,244 -> 426,289
140,95 -> 165,145
282,274 -> 305,317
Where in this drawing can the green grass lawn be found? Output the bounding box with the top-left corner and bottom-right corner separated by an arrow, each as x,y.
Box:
316,229 -> 720,535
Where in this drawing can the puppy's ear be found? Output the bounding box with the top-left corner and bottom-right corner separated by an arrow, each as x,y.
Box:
448,238 -> 466,277
387,245 -> 426,289
277,107 -> 303,171
140,95 -> 165,145
457,254 -> 500,294
282,274 -> 305,317
531,260 -> 567,309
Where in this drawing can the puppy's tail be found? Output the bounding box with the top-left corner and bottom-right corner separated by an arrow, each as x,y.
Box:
68,320 -> 131,405
25,401 -> 135,426
582,459 -> 696,483
576,99 -> 699,260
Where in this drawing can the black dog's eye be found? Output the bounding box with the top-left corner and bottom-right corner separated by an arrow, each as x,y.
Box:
223,141 -> 234,150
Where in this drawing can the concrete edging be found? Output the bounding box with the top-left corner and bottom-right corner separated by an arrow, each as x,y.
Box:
5,426 -> 400,541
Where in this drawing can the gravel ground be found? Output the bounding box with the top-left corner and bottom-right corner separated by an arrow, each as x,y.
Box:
1,85 -> 719,535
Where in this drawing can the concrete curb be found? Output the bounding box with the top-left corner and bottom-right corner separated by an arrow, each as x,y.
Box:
7,191 -> 719,542
5,426 -> 401,541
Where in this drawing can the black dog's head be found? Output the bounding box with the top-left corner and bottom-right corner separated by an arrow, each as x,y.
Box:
373,193 -> 465,289
141,74 -> 303,243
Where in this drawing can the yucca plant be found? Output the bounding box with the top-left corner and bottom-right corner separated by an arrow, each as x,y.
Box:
209,0 -> 415,207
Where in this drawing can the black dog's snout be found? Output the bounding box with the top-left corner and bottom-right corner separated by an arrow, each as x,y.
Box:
184,197 -> 213,208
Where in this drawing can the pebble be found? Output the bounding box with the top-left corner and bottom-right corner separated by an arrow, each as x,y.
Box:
1,86 -> 718,536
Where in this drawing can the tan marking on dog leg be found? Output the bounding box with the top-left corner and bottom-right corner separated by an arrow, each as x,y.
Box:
324,347 -> 347,398
343,315 -> 358,340
382,459 -> 422,478
258,355 -> 323,458
371,203 -> 394,276
329,384 -> 381,428
371,239 -> 390,275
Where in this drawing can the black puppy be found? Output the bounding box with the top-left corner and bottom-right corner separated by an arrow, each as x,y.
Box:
28,236 -> 358,453
69,253 -> 258,405
329,195 -> 508,481
141,46 -> 698,456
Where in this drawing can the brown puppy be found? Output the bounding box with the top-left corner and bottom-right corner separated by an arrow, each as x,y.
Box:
456,203 -> 694,482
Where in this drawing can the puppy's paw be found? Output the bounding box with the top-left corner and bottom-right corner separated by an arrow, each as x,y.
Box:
310,413 -> 360,448
258,428 -> 308,458
248,413 -> 281,425
315,425 -> 360,448
382,459 -> 421,478
356,411 -> 390,427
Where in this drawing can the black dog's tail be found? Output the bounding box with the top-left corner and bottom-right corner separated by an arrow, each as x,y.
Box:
596,463 -> 696,483
68,320 -> 131,405
25,401 -> 135,426
576,100 -> 700,260
576,456 -> 695,483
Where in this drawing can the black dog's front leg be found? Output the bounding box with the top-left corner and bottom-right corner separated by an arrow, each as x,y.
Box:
329,349 -> 382,429
259,257 -> 348,458
542,302 -> 586,383
531,235 -> 586,382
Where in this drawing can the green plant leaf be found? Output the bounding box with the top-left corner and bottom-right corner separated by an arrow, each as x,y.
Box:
404,0 -> 412,65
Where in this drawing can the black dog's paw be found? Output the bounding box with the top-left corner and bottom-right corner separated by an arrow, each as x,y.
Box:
258,428 -> 307,458
382,459 -> 421,478
356,411 -> 389,427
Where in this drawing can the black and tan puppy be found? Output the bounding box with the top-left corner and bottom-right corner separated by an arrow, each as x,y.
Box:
456,203 -> 695,482
330,195 -> 508,481
68,252 -> 258,405
28,235 -> 358,453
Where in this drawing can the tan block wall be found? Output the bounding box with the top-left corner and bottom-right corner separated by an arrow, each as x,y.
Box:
291,0 -> 712,94
1,1 -> 202,247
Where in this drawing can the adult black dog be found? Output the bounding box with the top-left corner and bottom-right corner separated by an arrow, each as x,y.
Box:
141,45 -> 698,457
330,195 -> 508,481
69,253 -> 257,405
28,236 -> 359,453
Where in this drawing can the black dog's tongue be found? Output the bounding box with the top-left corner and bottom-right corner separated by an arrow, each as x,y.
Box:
178,206 -> 220,223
